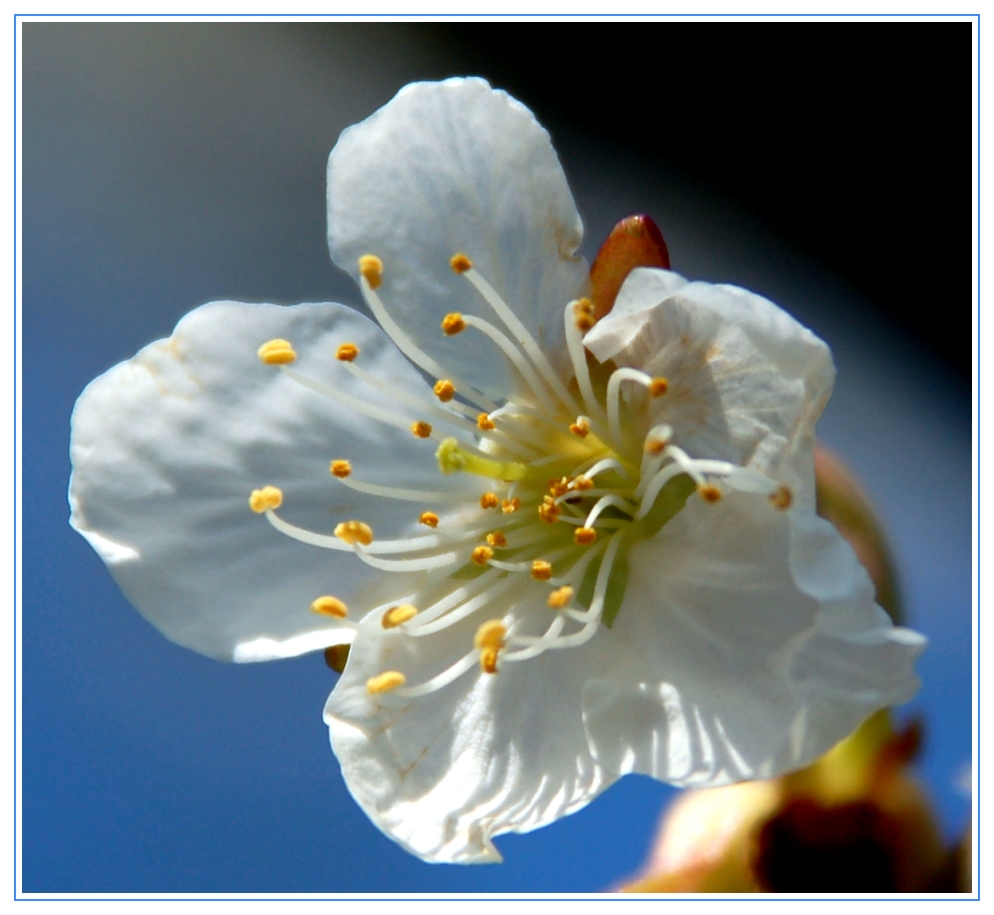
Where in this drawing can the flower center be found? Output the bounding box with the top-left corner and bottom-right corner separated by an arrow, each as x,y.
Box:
250,253 -> 793,698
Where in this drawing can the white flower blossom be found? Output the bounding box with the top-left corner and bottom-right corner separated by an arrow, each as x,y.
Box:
69,78 -> 926,864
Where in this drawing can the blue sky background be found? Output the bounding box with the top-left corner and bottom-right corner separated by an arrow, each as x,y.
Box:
21,23 -> 972,893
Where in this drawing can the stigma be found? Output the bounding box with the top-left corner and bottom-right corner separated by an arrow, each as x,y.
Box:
249,249 -> 796,701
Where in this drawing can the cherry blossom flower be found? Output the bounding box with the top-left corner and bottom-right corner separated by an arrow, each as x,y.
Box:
69,78 -> 925,864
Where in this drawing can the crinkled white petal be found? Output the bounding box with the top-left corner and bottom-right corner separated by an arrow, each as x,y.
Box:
327,78 -> 588,398
69,301 -> 478,661
585,268 -> 835,506
581,490 -> 925,786
324,608 -> 613,863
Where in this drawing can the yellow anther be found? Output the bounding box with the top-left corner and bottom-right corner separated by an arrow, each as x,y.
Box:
450,253 -> 473,274
698,483 -> 723,503
442,312 -> 467,335
419,511 -> 440,528
574,526 -> 598,545
381,604 -> 417,629
548,477 -> 571,498
575,297 -> 595,316
471,545 -> 494,566
358,254 -> 383,290
310,595 -> 348,618
531,560 -> 553,581
334,520 -> 374,546
329,459 -> 352,479
336,342 -> 360,362
649,377 -> 669,397
477,413 -> 496,432
479,647 -> 500,674
770,484 -> 793,511
367,670 -> 405,695
257,339 -> 296,365
480,492 -> 500,510
570,418 -> 590,438
547,585 -> 574,609
538,499 -> 561,524
324,644 -> 350,674
411,421 -> 433,439
434,379 -> 456,402
574,299 -> 596,333
645,436 -> 669,456
501,497 -> 520,514
249,486 -> 283,513
486,530 -> 508,548
572,475 -> 594,491
474,619 -> 506,651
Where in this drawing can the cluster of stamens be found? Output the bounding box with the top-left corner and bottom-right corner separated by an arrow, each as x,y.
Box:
250,251 -> 793,700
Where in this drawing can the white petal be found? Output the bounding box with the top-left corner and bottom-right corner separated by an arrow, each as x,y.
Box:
327,78 -> 588,398
324,609 -> 613,863
585,268 -> 834,503
69,301 -> 475,661
581,490 -> 924,786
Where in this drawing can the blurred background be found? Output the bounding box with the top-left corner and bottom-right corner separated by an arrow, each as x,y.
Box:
21,22 -> 972,893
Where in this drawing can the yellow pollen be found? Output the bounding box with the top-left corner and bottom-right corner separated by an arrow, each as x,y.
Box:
486,530 -> 508,548
574,299 -> 596,333
471,545 -> 494,566
367,670 -> 405,694
570,418 -> 590,438
538,500 -> 561,524
480,492 -> 500,509
336,342 -> 360,362
474,619 -> 506,651
334,520 -> 374,546
477,413 -> 496,432
329,459 -> 352,478
770,484 -> 793,510
419,511 -> 440,528
575,526 -> 598,545
548,477 -> 571,498
310,595 -> 348,618
450,253 -> 473,274
649,377 -> 669,396
572,475 -> 594,491
531,560 -> 553,581
411,421 -> 433,439
441,312 -> 467,335
548,586 -> 574,609
501,497 -> 520,514
358,254 -> 383,290
381,604 -> 418,628
479,647 -> 500,674
698,483 -> 723,503
434,379 -> 456,402
249,485 -> 283,513
257,339 -> 296,365
324,644 -> 350,674
645,436 -> 669,456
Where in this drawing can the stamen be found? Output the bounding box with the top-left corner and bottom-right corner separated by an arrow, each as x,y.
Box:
574,527 -> 598,545
257,339 -> 296,365
564,300 -> 607,421
607,367 -> 656,446
480,493 -> 500,509
329,459 -> 352,479
367,670 -> 405,695
486,530 -> 508,548
573,298 -> 595,333
395,651 -> 478,698
471,546 -> 494,566
531,560 -> 553,581
501,615 -> 566,662
310,595 -> 348,618
450,253 -> 473,274
477,413 -> 496,432
570,417 -> 590,438
698,483 -> 723,503
434,379 -> 455,402
354,544 -> 461,572
382,604 -> 418,628
411,421 -> 433,439
334,520 -> 374,546
501,497 -> 520,513
249,486 -> 283,513
538,498 -> 561,524
649,377 -> 669,397
572,475 -> 594,491
419,511 -> 440,528
474,619 -> 507,674
441,313 -> 467,335
336,342 -> 360,362
584,494 -> 636,528
547,586 -> 574,609
770,484 -> 793,510
335,476 -> 468,503
358,254 -> 383,290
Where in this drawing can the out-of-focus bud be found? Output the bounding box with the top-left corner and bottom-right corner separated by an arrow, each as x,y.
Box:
589,214 -> 671,321
620,713 -> 951,893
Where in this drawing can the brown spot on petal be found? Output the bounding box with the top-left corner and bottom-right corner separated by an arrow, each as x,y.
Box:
590,214 -> 671,320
